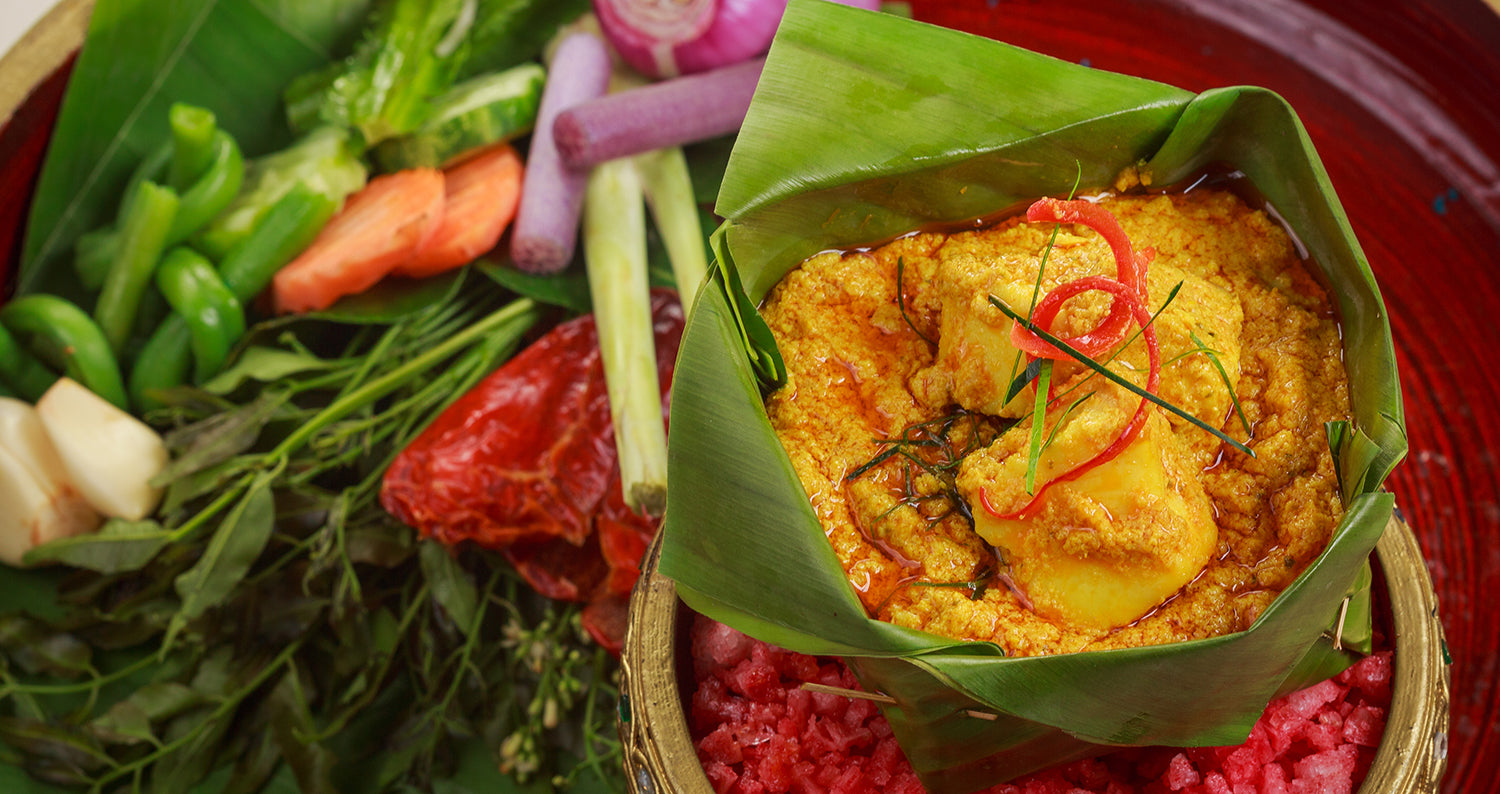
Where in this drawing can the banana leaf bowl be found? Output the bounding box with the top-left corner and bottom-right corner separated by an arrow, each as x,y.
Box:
611,0 -> 1500,791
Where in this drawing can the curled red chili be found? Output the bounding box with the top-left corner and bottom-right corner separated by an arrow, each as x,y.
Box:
1010,197 -> 1152,361
983,200 -> 1162,520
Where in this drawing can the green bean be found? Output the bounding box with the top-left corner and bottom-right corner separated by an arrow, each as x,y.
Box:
73,141 -> 170,289
94,180 -> 179,354
167,103 -> 218,191
166,130 -> 244,244
73,106 -> 236,293
0,323 -> 58,401
218,184 -> 338,301
0,295 -> 128,410
72,133 -> 241,294
132,288 -> 170,350
154,247 -> 246,382
128,182 -> 338,409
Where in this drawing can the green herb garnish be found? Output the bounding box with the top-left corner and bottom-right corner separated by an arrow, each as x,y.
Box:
1024,360 -> 1053,494
1189,329 -> 1253,438
989,295 -> 1255,458
896,256 -> 935,346
847,408 -> 1003,526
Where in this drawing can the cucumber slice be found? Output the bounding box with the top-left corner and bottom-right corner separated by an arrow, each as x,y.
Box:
374,63 -> 546,171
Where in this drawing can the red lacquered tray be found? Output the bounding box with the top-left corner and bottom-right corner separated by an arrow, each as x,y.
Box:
3,1 -> 1497,792
901,3 -> 1496,790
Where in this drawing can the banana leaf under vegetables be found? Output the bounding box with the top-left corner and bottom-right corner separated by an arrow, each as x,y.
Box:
657,2 -> 1406,791
19,0 -> 375,303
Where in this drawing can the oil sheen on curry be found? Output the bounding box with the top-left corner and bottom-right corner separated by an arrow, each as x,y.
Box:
760,184 -> 1349,657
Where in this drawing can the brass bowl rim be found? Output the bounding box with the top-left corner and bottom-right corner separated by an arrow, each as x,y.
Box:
0,0 -> 92,130
620,515 -> 1451,793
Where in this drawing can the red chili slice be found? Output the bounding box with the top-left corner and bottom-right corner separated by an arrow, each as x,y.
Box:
983,203 -> 1163,521
1025,197 -> 1146,297
1011,198 -> 1151,361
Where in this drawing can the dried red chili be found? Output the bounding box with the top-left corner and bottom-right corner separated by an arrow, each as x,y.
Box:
381,288 -> 684,651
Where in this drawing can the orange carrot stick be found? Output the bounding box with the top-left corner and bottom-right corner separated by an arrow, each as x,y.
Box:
271,168 -> 445,314
398,144 -> 524,279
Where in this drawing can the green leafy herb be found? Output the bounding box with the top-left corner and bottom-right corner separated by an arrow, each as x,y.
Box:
874,563 -> 999,618
1029,282 -> 1186,412
846,408 -> 1004,527
1003,163 -> 1083,399
1004,358 -> 1044,406
2,274 -> 626,791
909,574 -> 993,602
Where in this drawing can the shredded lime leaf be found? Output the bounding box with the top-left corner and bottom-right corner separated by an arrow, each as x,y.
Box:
990,295 -> 1255,457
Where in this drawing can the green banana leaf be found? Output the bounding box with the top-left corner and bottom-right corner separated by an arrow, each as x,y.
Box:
657,1 -> 1406,791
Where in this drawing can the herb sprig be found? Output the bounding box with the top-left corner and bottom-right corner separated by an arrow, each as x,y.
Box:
1,276 -> 627,792
989,296 -> 1254,457
846,408 -> 1006,526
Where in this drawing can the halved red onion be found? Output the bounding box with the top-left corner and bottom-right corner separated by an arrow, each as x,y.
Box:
594,0 -> 881,79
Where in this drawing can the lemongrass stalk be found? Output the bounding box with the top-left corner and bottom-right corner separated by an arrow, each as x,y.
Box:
583,157 -> 667,516
635,147 -> 709,313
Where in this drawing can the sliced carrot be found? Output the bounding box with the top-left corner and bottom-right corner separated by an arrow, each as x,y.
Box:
398,144 -> 524,279
272,168 -> 446,314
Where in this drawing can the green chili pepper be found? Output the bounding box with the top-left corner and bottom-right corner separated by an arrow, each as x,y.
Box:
129,317 -> 192,411
167,103 -> 218,191
219,183 -> 338,300
94,180 -> 179,354
0,295 -> 129,410
166,130 -> 244,244
74,228 -> 117,292
0,323 -> 58,401
129,183 -> 337,410
122,140 -> 172,212
154,247 -> 246,382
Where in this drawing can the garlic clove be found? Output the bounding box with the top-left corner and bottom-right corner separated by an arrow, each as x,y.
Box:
34,377 -> 168,521
0,398 -> 101,566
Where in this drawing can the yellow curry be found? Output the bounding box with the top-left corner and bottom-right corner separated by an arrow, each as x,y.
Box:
760,185 -> 1349,657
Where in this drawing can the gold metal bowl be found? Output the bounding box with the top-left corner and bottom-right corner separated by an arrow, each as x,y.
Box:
620,515 -> 1450,793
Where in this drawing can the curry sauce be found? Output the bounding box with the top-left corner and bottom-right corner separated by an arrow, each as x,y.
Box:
760,188 -> 1349,656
